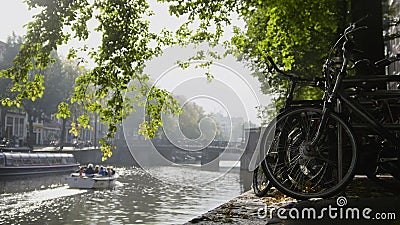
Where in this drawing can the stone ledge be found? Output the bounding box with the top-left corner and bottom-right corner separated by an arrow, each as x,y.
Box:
185,176 -> 400,225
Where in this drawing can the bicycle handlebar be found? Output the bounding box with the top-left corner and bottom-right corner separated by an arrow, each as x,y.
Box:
266,56 -> 293,79
374,54 -> 400,68
344,15 -> 369,39
328,16 -> 368,59
266,56 -> 322,86
323,16 -> 399,102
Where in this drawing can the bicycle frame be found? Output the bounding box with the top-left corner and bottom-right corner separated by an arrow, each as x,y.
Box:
337,90 -> 400,146
311,21 -> 400,149
250,58 -> 323,171
260,18 -> 400,199
282,79 -> 322,111
266,56 -> 323,112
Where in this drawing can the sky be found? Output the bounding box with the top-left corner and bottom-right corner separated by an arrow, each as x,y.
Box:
0,0 -> 185,60
0,1 -> 37,42
0,0 -> 272,126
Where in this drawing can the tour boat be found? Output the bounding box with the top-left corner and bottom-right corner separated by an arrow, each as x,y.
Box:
66,173 -> 117,189
0,152 -> 79,176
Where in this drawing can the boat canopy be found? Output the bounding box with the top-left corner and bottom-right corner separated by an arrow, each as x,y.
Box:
1,152 -> 76,167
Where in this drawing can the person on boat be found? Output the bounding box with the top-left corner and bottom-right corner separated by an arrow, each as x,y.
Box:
109,166 -> 116,175
77,165 -> 87,173
84,163 -> 95,174
106,167 -> 113,176
94,165 -> 100,174
98,166 -> 107,176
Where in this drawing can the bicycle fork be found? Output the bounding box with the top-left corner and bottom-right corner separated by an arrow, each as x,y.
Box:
309,102 -> 344,180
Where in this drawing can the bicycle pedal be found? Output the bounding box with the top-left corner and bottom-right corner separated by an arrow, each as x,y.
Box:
379,157 -> 398,162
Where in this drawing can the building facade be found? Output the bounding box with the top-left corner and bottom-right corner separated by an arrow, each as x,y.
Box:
0,41 -> 6,62
386,0 -> 400,76
3,110 -> 26,146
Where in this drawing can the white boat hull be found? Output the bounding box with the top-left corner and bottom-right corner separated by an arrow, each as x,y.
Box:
66,173 -> 117,189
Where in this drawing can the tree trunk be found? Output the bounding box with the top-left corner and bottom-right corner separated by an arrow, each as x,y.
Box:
59,118 -> 67,149
351,0 -> 385,87
27,113 -> 34,148
337,0 -> 349,34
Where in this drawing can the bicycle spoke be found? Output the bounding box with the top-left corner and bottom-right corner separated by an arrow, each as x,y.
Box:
262,108 -> 357,199
296,113 -> 312,141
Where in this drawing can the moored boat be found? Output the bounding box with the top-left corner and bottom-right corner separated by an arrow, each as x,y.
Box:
0,152 -> 79,176
66,173 -> 117,189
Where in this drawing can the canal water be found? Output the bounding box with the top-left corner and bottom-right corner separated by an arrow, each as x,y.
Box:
0,165 -> 251,224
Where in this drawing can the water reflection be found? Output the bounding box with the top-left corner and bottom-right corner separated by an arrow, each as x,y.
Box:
0,166 -> 251,224
0,174 -> 68,194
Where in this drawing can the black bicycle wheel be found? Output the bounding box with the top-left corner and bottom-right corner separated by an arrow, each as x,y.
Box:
252,162 -> 272,197
262,108 -> 357,200
366,149 -> 400,191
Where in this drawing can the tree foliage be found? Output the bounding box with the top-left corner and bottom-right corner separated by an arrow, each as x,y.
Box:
0,34 -> 81,146
3,0 -> 391,158
162,96 -> 220,140
163,0 -> 349,117
0,0 -> 182,159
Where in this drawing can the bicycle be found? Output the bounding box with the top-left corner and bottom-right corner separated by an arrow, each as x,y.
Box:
251,57 -> 323,197
261,18 -> 400,199
253,163 -> 271,197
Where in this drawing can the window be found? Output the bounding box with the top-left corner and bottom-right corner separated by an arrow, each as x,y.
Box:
6,158 -> 13,166
14,118 -> 18,136
6,117 -> 13,139
23,158 -> 32,165
19,118 -> 24,137
0,156 -> 4,166
13,159 -> 20,166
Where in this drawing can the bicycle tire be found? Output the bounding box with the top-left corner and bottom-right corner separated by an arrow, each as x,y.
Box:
261,107 -> 357,200
252,161 -> 272,197
367,157 -> 400,191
